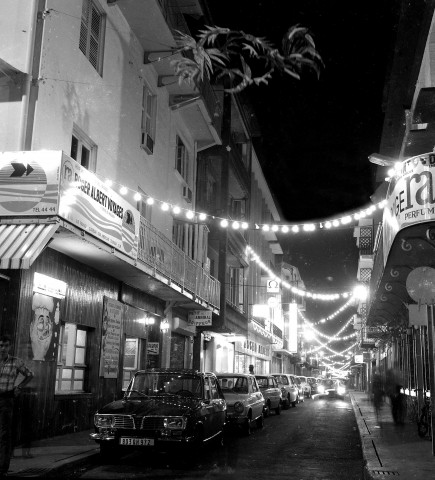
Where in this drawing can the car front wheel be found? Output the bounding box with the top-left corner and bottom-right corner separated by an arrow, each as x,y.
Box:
275,402 -> 282,415
256,413 -> 264,429
243,418 -> 252,436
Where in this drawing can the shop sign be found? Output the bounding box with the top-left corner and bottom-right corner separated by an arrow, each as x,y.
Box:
33,272 -> 67,299
147,342 -> 159,355
59,154 -> 140,260
188,310 -> 212,326
354,354 -> 364,363
0,150 -> 61,216
383,152 -> 435,264
267,278 -> 280,293
100,297 -> 123,378
0,151 -> 140,260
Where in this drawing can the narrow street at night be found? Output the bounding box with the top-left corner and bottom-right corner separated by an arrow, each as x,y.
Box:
66,396 -> 363,480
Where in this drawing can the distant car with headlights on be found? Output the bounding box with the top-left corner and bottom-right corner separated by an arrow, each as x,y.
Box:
217,373 -> 265,435
317,378 -> 347,399
255,374 -> 282,416
90,369 -> 226,459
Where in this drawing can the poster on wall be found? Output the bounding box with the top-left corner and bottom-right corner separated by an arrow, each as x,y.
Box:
99,297 -> 123,378
30,292 -> 61,362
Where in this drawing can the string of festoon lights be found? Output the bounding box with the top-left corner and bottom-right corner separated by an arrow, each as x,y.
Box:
246,246 -> 353,301
311,341 -> 358,358
299,311 -> 356,342
93,172 -> 387,233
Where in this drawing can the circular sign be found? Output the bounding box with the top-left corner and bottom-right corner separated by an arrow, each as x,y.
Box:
267,296 -> 278,307
406,266 -> 435,304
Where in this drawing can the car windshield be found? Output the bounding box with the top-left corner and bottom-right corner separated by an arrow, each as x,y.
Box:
256,377 -> 271,388
322,379 -> 335,388
126,372 -> 203,398
274,375 -> 288,385
218,376 -> 248,394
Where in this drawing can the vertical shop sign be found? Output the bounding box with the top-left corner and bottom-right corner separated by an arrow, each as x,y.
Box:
100,297 -> 123,378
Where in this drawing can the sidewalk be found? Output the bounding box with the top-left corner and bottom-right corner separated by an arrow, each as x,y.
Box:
350,390 -> 435,479
7,429 -> 99,478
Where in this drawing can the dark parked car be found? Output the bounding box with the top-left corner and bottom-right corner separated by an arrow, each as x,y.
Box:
90,369 -> 226,458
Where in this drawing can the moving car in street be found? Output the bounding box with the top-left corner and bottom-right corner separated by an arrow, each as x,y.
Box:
255,374 -> 282,416
317,378 -> 347,399
90,369 -> 226,458
272,373 -> 299,408
217,373 -> 265,435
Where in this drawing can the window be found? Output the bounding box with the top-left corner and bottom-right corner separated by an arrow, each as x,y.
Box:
56,323 -> 88,392
137,187 -> 152,222
79,0 -> 105,74
122,337 -> 139,390
175,135 -> 189,181
141,85 -> 157,154
70,127 -> 97,171
228,267 -> 244,311
230,198 -> 246,220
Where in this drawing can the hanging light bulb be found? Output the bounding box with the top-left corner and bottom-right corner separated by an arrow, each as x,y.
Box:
120,186 -> 128,195
134,192 -> 142,201
146,197 -> 154,205
198,213 -> 207,221
161,203 -> 169,211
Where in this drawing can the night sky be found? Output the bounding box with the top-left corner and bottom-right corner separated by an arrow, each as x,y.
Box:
204,1 -> 399,346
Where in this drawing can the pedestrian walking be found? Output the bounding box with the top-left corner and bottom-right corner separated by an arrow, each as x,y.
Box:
371,369 -> 384,425
385,368 -> 406,424
0,334 -> 34,477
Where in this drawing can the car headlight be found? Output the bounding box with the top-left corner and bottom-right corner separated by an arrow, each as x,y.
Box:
337,386 -> 346,395
164,417 -> 185,429
234,401 -> 245,414
317,385 -> 325,394
94,414 -> 114,428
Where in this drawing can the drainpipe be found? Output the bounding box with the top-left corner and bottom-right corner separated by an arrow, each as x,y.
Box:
18,0 -> 45,150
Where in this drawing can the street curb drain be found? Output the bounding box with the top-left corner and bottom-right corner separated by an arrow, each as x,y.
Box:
370,471 -> 400,476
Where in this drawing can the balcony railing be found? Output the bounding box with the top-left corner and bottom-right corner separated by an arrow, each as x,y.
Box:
137,217 -> 220,310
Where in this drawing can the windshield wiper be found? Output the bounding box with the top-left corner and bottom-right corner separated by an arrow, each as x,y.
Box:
125,389 -> 148,398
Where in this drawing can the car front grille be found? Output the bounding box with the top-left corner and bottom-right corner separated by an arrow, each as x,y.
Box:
140,417 -> 165,430
111,415 -> 165,431
112,415 -> 135,429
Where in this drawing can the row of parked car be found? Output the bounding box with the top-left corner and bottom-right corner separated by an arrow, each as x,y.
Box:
90,368 -> 347,458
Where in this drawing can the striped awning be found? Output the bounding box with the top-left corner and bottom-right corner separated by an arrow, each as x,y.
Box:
0,223 -> 59,269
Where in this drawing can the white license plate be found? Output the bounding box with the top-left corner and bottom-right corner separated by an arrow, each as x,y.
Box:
119,437 -> 154,446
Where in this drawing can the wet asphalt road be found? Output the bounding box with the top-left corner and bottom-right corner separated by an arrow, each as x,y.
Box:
68,395 -> 364,479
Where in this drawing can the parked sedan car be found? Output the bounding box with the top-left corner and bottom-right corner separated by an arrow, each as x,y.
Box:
217,373 -> 265,435
272,373 -> 299,408
90,369 -> 226,458
255,374 -> 282,416
297,375 -> 312,398
291,374 -> 305,403
307,376 -> 319,395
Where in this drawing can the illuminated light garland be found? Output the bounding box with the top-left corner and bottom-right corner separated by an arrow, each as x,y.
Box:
92,172 -> 386,233
246,246 -> 353,301
300,311 -> 356,341
311,341 -> 358,357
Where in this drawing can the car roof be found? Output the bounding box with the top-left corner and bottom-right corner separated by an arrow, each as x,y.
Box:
216,373 -> 254,377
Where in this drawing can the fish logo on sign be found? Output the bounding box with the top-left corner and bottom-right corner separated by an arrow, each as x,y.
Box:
0,158 -> 47,213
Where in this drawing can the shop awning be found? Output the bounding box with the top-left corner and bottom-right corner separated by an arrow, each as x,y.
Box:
0,222 -> 59,269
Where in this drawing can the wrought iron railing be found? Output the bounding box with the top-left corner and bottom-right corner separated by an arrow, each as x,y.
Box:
137,217 -> 220,310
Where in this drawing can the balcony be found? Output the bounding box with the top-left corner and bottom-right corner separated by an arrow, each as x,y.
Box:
137,217 -> 220,310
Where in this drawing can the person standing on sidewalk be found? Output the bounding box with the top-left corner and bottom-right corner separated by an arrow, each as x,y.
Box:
372,369 -> 384,425
0,334 -> 34,477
